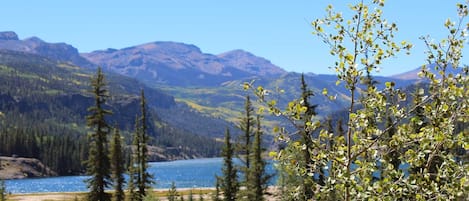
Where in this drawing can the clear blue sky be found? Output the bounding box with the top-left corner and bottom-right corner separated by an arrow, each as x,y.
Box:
0,0 -> 467,75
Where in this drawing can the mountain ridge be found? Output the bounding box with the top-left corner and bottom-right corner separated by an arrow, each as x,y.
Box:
82,41 -> 287,87
0,30 -> 422,135
0,31 -> 426,79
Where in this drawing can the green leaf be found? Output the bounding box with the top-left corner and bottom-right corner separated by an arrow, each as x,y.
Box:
322,88 -> 328,95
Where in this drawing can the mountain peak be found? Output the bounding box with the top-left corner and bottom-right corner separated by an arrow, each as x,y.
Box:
0,32 -> 95,68
219,49 -> 255,57
133,41 -> 202,55
24,36 -> 45,43
218,49 -> 286,76
391,63 -> 462,80
0,31 -> 19,41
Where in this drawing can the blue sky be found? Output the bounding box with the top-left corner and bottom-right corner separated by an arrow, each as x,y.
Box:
0,0 -> 467,75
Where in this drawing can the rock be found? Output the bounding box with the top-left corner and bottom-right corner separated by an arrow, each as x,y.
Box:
0,156 -> 57,179
0,31 -> 19,41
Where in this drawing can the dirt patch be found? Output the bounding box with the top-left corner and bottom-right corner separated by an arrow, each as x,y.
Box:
8,193 -> 79,201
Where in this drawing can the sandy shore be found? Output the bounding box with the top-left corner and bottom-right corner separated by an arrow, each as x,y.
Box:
6,187 -> 281,201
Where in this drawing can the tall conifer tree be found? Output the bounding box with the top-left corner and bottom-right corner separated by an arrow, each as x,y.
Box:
127,116 -> 139,201
85,67 -> 112,201
299,73 -> 317,199
128,90 -> 154,201
138,90 -> 152,196
110,126 -> 125,201
220,129 -> 238,201
86,68 -> 112,201
246,115 -> 271,201
238,95 -> 254,196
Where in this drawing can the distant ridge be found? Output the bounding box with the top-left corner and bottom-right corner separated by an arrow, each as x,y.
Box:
82,41 -> 287,86
391,63 -> 463,80
0,31 -> 95,68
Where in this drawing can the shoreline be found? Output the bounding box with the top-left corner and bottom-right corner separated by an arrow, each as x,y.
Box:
2,157 -> 223,180
7,187 -> 280,201
8,187 -> 216,195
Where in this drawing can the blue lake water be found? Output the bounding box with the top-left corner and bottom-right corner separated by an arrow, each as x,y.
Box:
5,158 -> 277,194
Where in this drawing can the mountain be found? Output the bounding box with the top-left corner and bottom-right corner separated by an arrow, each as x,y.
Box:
82,41 -> 286,86
0,31 -> 95,68
0,32 -> 235,136
217,49 -> 286,76
79,36 -> 422,137
0,31 -> 419,141
0,49 -> 224,175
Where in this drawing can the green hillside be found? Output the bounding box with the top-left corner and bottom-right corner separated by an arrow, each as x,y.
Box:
0,50 -> 222,175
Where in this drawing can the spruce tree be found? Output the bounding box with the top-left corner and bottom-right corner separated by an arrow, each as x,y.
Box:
246,115 -> 272,201
110,126 -> 125,201
128,116 -> 138,201
129,90 -> 154,201
85,67 -> 112,201
238,96 -> 254,178
220,129 -> 238,201
138,90 -> 153,196
299,73 -> 317,199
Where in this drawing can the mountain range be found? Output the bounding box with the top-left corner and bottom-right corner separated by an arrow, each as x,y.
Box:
0,31 -> 423,142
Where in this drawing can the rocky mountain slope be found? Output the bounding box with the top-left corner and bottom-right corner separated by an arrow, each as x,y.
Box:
0,31 -> 94,68
82,41 -> 286,86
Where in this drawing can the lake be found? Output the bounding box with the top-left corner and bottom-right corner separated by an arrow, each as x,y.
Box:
5,158 -> 277,194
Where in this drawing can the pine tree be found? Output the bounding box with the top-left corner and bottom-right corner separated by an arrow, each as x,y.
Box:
138,90 -> 153,196
110,126 -> 125,201
246,115 -> 272,201
128,173 -> 136,200
220,129 -> 238,201
128,117 -> 138,201
238,96 -> 254,181
129,90 -> 154,201
299,73 -> 317,199
85,67 -> 112,201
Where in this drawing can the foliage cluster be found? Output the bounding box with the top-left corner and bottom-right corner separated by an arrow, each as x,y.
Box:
246,1 -> 469,200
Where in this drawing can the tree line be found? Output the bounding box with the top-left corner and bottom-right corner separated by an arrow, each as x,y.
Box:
85,67 -> 153,201
215,96 -> 273,201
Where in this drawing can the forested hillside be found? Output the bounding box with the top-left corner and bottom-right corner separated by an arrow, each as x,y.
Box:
0,50 -> 222,175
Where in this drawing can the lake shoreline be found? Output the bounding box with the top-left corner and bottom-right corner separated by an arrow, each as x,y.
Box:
7,187 -> 281,201
4,158 -> 277,194
1,156 -> 219,180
